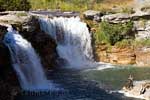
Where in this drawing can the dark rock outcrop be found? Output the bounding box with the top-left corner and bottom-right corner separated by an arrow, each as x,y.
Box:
0,41 -> 20,100
20,16 -> 58,69
0,24 -> 20,100
0,25 -> 7,39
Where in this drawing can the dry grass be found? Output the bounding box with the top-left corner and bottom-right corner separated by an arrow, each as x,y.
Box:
96,0 -> 134,12
29,0 -> 134,12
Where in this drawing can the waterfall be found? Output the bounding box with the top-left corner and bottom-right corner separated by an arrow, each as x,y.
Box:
3,26 -> 53,91
39,17 -> 94,68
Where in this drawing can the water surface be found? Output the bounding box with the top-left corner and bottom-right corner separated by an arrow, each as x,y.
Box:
15,66 -> 150,100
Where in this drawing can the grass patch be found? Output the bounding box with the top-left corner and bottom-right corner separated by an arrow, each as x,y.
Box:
16,12 -> 28,17
115,39 -> 133,48
133,39 -> 150,47
29,0 -> 134,12
121,7 -> 135,14
115,39 -> 150,48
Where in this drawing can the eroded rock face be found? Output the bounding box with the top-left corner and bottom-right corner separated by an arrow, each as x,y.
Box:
95,44 -> 110,63
95,44 -> 150,66
95,44 -> 136,65
109,47 -> 136,65
135,47 -> 150,66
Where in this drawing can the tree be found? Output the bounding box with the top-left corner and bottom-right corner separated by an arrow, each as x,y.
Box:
0,0 -> 31,11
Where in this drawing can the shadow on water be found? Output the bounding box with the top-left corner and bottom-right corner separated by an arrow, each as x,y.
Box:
15,68 -> 142,100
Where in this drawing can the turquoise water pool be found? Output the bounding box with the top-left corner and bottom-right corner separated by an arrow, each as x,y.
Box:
81,66 -> 150,90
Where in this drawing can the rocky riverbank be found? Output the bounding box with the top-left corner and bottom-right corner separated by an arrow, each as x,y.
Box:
120,80 -> 150,100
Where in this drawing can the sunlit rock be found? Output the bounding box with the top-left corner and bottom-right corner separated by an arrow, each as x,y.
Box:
121,80 -> 150,100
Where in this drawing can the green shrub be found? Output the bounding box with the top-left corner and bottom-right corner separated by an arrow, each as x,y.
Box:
133,39 -> 150,47
94,27 -> 109,44
96,21 -> 134,45
0,0 -> 31,11
121,7 -> 135,14
16,12 -> 28,17
29,0 -> 105,11
115,39 -> 133,48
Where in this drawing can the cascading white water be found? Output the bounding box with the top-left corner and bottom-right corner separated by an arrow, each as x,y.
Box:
3,26 -> 53,91
39,17 -> 94,68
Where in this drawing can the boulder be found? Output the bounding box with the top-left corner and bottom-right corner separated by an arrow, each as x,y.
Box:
101,13 -> 131,23
0,11 -> 30,25
83,10 -> 102,22
134,20 -> 150,39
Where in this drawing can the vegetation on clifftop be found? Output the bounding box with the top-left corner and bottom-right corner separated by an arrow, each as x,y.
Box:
0,0 -> 31,11
0,0 -> 133,12
29,0 -> 133,12
94,21 -> 134,45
